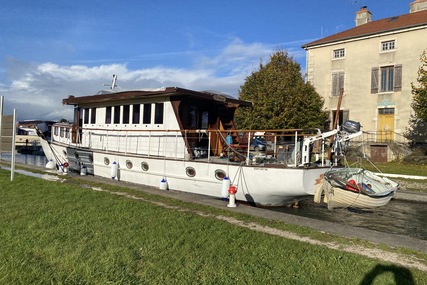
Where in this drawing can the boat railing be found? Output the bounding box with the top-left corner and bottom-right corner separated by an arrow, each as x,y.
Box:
51,125 -> 339,166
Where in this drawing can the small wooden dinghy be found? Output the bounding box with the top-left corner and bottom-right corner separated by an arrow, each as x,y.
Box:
314,168 -> 398,210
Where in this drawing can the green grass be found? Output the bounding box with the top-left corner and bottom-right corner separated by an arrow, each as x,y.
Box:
358,161 -> 427,176
346,160 -> 427,193
0,169 -> 426,284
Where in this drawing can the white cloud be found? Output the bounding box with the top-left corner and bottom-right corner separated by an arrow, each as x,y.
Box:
0,39 -> 305,121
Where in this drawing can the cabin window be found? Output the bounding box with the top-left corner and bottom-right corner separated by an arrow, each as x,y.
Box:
123,105 -> 130,124
84,108 -> 90,124
54,127 -> 59,136
188,106 -> 198,128
201,111 -> 209,129
114,105 -> 120,124
60,127 -> 65,137
141,162 -> 149,171
132,104 -> 140,124
143,104 -> 151,124
186,167 -> 196,177
154,103 -> 164,124
105,106 -> 112,124
90,108 -> 96,124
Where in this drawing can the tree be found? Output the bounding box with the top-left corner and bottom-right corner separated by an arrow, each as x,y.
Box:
234,50 -> 327,130
405,49 -> 427,152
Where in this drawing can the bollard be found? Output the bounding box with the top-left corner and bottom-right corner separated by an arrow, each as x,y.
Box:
63,162 -> 69,174
227,185 -> 237,208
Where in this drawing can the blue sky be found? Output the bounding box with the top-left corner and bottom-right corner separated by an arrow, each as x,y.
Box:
0,0 -> 412,120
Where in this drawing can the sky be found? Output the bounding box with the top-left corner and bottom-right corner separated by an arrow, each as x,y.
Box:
0,0 -> 413,121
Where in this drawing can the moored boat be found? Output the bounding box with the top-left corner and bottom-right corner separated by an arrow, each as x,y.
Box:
37,79 -> 363,206
314,168 -> 398,210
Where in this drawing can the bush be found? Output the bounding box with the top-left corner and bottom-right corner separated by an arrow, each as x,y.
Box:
402,148 -> 427,164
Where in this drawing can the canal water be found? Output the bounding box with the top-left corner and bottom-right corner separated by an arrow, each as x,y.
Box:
2,153 -> 427,241
272,199 -> 427,241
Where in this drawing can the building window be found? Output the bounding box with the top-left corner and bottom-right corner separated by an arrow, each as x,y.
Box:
331,110 -> 349,128
132,104 -> 140,124
381,66 -> 394,92
105,106 -> 112,124
378,108 -> 395,115
114,106 -> 120,124
371,65 -> 402,93
123,105 -> 130,124
333,48 -> 345,59
331,72 -> 344,96
381,40 -> 395,51
154,103 -> 164,124
143,103 -> 152,124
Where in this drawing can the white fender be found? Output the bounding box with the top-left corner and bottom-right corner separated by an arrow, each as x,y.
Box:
221,176 -> 230,198
111,161 -> 118,179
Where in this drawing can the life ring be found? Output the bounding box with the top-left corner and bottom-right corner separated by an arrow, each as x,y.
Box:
63,162 -> 69,168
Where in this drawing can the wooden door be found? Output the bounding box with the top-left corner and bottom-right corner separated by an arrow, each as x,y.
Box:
377,108 -> 394,142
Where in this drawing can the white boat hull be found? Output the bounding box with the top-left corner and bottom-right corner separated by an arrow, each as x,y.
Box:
321,180 -> 395,210
315,168 -> 397,210
44,142 -> 327,206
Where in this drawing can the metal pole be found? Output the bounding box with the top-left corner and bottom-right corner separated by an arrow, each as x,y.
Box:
11,109 -> 17,181
0,96 -> 3,158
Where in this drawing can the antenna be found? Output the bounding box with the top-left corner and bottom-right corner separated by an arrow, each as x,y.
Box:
103,74 -> 118,89
111,74 -> 117,89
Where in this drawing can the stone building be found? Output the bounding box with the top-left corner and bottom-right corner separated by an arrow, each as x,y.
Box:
302,0 -> 427,149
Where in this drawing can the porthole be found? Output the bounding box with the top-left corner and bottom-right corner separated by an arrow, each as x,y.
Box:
88,154 -> 94,163
63,150 -> 67,156
126,160 -> 133,169
186,166 -> 196,177
104,157 -> 110,165
74,152 -> 79,159
141,162 -> 149,171
214,169 -> 227,180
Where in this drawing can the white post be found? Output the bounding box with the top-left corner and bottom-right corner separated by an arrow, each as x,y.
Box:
11,109 -> 17,181
0,96 -> 3,156
207,131 -> 211,162
246,132 -> 251,165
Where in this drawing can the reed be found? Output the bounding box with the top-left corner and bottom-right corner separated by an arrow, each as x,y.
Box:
0,170 -> 425,284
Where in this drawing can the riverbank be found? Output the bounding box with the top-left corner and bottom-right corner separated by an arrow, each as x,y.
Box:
1,169 -> 425,283
5,162 -> 427,254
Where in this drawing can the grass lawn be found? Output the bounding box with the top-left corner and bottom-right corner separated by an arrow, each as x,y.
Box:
0,169 -> 426,284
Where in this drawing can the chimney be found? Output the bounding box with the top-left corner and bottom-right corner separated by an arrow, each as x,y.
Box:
355,6 -> 372,26
410,0 -> 427,12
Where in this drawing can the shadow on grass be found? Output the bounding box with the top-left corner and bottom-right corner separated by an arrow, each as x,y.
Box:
360,264 -> 415,285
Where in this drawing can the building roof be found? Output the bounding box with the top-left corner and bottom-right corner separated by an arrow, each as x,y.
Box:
302,9 -> 427,49
62,87 -> 252,107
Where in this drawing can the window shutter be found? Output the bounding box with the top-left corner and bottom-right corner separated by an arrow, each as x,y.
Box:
339,72 -> 344,94
394,64 -> 402,92
371,67 -> 379,94
331,73 -> 339,96
331,72 -> 344,96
